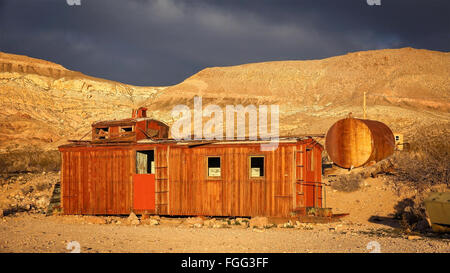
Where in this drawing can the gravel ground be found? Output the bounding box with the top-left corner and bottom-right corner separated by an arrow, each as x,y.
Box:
0,213 -> 449,253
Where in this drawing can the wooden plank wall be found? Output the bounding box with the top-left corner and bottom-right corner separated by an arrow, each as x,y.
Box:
60,140 -> 323,217
61,148 -> 133,215
167,144 -> 301,217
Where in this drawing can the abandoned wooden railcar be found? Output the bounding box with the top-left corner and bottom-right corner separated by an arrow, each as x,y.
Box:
58,108 -> 325,218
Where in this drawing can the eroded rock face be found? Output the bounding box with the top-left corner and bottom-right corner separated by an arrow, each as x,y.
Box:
0,172 -> 59,215
149,48 -> 450,110
0,52 -> 165,151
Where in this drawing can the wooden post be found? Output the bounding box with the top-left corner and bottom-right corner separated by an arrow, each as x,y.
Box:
363,91 -> 367,119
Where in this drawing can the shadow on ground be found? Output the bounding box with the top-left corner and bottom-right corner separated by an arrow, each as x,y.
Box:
368,215 -> 402,229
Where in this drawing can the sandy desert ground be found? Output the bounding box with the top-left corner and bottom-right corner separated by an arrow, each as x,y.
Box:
0,214 -> 449,253
0,173 -> 449,253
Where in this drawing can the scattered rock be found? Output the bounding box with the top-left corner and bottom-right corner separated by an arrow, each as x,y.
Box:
35,196 -> 49,209
184,217 -> 204,226
240,221 -> 249,228
142,218 -> 161,226
282,221 -> 294,228
203,219 -> 215,227
236,218 -> 249,225
84,216 -> 106,225
127,212 -> 140,225
212,222 -> 228,228
21,185 -> 34,195
104,217 -> 115,224
249,217 -> 269,228
407,235 -> 421,240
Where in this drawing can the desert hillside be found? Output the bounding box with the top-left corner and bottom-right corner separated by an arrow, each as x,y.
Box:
144,48 -> 449,137
0,48 -> 449,152
0,52 -> 165,151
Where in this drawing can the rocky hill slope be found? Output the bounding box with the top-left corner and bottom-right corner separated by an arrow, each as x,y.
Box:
0,48 -> 448,152
144,48 -> 449,137
0,52 -> 165,151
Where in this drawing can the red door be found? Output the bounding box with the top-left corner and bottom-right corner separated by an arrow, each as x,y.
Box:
133,174 -> 155,211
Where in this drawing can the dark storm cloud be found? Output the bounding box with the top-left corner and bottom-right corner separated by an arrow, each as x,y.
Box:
0,0 -> 449,86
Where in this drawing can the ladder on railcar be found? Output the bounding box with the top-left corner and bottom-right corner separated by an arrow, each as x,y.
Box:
154,146 -> 170,214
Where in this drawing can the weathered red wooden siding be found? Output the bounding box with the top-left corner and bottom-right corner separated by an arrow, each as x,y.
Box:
167,140 -> 321,218
60,147 -> 134,215
59,139 -> 322,217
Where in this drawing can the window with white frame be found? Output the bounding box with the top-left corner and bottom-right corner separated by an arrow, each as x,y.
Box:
207,156 -> 221,177
249,156 -> 264,178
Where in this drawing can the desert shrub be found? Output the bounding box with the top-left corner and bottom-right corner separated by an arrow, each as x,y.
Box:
330,172 -> 363,192
391,125 -> 449,232
0,145 -> 61,174
393,197 -> 429,232
35,181 -> 52,191
392,125 -> 449,191
21,185 -> 34,195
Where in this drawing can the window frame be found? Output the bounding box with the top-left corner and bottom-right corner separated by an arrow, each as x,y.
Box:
95,127 -> 109,140
135,149 -> 155,174
206,156 -> 222,179
120,125 -> 134,133
248,155 -> 265,179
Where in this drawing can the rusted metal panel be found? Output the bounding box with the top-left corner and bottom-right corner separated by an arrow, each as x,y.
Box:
325,117 -> 395,168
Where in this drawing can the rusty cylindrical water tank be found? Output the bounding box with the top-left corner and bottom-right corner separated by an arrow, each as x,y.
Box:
325,117 -> 395,169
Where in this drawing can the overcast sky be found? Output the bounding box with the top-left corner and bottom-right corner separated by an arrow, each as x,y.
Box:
0,0 -> 449,86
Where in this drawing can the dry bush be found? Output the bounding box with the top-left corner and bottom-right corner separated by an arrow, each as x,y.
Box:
35,181 -> 53,191
393,197 -> 429,232
391,125 -> 449,232
392,125 -> 449,191
330,172 -> 363,192
0,145 -> 60,174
